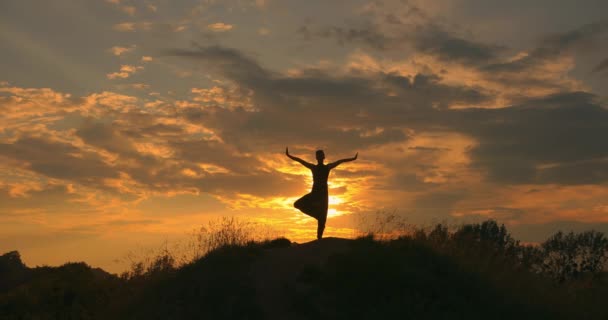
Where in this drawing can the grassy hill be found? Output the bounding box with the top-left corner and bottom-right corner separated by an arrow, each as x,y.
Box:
1,221 -> 607,319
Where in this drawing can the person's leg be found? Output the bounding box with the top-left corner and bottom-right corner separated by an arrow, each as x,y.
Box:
317,218 -> 326,239
295,193 -> 324,221
294,197 -> 304,211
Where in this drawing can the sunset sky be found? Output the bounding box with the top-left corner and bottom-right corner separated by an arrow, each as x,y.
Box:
1,0 -> 608,273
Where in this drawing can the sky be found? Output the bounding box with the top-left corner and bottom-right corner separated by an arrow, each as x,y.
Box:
1,0 -> 608,273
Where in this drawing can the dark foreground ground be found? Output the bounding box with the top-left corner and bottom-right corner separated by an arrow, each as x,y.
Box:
1,230 -> 607,319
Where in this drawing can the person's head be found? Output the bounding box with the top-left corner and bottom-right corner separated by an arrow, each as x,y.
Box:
315,150 -> 325,163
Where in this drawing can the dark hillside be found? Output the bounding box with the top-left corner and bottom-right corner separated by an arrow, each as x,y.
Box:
1,222 -> 607,319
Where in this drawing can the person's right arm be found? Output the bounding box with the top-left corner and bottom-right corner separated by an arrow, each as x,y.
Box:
286,147 -> 314,169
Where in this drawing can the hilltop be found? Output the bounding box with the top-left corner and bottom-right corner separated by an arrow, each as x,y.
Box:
2,222 -> 608,319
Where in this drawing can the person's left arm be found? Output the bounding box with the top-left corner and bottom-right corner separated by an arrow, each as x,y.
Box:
327,152 -> 358,170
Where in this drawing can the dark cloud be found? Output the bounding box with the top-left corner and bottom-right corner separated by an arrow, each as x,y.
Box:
76,121 -> 136,155
408,146 -> 448,152
297,25 -> 394,50
0,137 -> 119,183
164,45 -> 269,84
137,123 -> 185,137
482,20 -> 608,75
298,22 -> 503,66
301,14 -> 607,93
536,159 -> 608,185
168,138 -> 263,174
446,92 -> 608,184
542,20 -> 608,48
593,57 -> 608,73
411,26 -> 503,65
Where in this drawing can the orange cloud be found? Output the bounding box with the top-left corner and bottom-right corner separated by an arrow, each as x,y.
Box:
113,22 -> 136,32
109,45 -> 135,56
121,6 -> 136,16
112,22 -> 153,32
207,22 -> 234,32
190,85 -> 255,110
106,65 -> 144,79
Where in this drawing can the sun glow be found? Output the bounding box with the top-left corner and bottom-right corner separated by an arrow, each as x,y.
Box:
328,195 -> 347,217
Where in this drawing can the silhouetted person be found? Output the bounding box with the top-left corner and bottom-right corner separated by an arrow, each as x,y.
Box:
286,147 -> 358,239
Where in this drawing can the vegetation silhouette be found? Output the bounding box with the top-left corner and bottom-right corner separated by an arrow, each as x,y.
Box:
286,147 -> 357,239
1,219 -> 608,319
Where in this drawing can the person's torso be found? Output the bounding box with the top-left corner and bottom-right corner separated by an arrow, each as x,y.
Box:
311,164 -> 330,192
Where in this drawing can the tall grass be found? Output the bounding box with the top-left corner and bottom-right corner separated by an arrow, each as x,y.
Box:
120,216 -> 282,279
352,210 -> 413,240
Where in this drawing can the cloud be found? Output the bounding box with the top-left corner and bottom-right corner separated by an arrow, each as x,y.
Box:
300,22 -> 503,67
298,25 -> 395,50
258,27 -> 270,36
298,1 -> 504,68
165,46 -> 269,84
481,20 -> 608,77
106,65 -> 143,79
541,20 -> 608,49
0,137 -> 119,184
446,92 -> 608,185
191,86 -> 254,110
121,5 -> 136,16
411,26 -> 503,66
593,57 -> 608,73
0,85 -> 76,131
174,25 -> 187,32
333,11 -> 603,78
113,22 -> 136,32
207,22 -> 234,32
112,22 -> 155,32
130,83 -> 150,90
108,45 -> 135,56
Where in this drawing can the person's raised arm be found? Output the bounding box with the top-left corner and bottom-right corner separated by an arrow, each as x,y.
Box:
328,152 -> 358,170
286,147 -> 314,169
